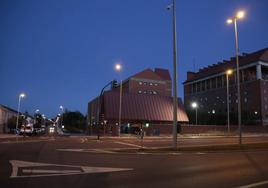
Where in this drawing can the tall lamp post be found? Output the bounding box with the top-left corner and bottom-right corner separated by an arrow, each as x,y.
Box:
227,10 -> 245,145
167,0 -> 178,149
16,93 -> 26,133
191,102 -> 198,125
226,69 -> 232,132
59,105 -> 64,128
115,64 -> 122,137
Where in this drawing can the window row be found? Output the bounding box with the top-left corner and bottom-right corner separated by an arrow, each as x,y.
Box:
138,90 -> 158,95
138,81 -> 158,86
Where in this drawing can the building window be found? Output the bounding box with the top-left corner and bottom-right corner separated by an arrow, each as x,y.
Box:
138,90 -> 142,94
139,82 -> 142,85
150,83 -> 153,86
244,98 -> 247,103
153,91 -> 157,94
144,91 -> 147,94
154,83 -> 158,86
143,82 -> 147,85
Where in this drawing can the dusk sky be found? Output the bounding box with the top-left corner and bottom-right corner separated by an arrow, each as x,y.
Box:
0,0 -> 268,117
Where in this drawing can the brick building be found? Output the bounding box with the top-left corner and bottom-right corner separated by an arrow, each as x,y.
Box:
183,48 -> 268,126
0,105 -> 18,133
120,68 -> 172,96
88,68 -> 189,136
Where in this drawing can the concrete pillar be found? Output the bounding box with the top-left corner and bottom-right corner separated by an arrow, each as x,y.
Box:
256,64 -> 262,80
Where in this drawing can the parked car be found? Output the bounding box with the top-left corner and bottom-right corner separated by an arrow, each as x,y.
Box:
20,124 -> 34,136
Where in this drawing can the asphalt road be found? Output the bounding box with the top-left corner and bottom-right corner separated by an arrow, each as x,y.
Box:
1,136 -> 268,188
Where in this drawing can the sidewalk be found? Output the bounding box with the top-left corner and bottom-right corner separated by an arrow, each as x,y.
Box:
0,134 -> 18,139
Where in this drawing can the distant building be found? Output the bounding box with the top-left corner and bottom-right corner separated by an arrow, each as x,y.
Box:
183,48 -> 268,126
120,68 -> 172,96
0,105 -> 18,133
88,68 -> 189,136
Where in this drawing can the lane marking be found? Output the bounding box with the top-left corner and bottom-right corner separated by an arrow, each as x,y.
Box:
10,160 -> 132,178
113,141 -> 145,148
57,148 -> 116,154
237,180 -> 268,188
1,139 -> 55,144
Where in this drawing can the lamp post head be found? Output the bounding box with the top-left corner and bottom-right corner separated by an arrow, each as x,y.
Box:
191,102 -> 198,109
226,69 -> 233,75
115,63 -> 122,71
59,105 -> 63,110
236,11 -> 245,19
226,19 -> 233,24
227,10 -> 245,24
19,93 -> 26,98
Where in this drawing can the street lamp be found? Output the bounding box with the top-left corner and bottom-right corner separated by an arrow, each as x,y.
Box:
59,105 -> 64,128
226,10 -> 245,145
115,63 -> 122,137
191,102 -> 198,125
167,0 -> 178,149
226,69 -> 232,132
16,93 -> 26,133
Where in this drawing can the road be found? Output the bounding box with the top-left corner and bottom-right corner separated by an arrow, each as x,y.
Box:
1,136 -> 268,188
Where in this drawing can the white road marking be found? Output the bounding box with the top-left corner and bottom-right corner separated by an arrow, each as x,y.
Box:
237,180 -> 268,188
23,169 -> 81,174
196,152 -> 206,155
1,139 -> 55,144
113,141 -> 144,148
57,148 -> 116,154
10,160 -> 132,178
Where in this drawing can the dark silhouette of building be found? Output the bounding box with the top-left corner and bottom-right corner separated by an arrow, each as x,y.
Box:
183,48 -> 268,126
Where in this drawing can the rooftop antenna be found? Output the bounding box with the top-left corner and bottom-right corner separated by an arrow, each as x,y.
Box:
193,58 -> 196,72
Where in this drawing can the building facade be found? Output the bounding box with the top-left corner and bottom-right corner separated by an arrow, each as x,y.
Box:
120,68 -> 172,96
88,68 -> 189,136
184,48 -> 268,126
0,105 -> 18,133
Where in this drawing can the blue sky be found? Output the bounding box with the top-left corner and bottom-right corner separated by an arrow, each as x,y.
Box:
0,0 -> 268,117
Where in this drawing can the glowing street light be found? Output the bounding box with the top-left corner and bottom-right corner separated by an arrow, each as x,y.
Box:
115,63 -> 121,71
59,105 -> 64,128
191,102 -> 198,125
226,69 -> 232,132
115,63 -> 123,137
226,10 -> 246,145
16,93 -> 26,133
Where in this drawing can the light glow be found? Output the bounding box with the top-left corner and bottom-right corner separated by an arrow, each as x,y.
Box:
191,102 -> 198,109
226,69 -> 233,75
236,11 -> 245,19
19,93 -> 26,98
227,19 -> 233,24
115,63 -> 122,71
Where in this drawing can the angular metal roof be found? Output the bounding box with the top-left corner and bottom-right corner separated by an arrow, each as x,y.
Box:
103,91 -> 189,122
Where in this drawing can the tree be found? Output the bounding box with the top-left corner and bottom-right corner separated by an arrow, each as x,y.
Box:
34,113 -> 43,128
62,111 -> 86,132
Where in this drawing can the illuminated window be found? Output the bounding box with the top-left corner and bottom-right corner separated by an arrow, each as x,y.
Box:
138,90 -> 142,94
154,83 -> 158,86
153,91 -> 157,94
150,83 -> 153,86
144,91 -> 147,94
139,82 -> 142,85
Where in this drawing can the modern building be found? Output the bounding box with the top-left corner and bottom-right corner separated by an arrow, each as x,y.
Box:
88,68 -> 189,136
0,105 -> 18,133
183,48 -> 268,126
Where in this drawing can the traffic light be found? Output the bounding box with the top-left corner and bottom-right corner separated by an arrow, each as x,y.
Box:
111,80 -> 118,89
